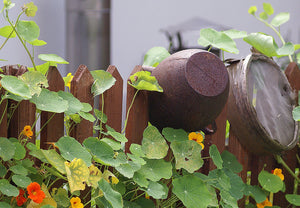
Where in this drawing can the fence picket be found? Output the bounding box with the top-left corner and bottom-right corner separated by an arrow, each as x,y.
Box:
40,66 -> 65,149
102,65 -> 123,132
70,65 -> 94,143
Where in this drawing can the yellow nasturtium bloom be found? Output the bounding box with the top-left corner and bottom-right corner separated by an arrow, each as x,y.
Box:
272,168 -> 284,181
70,197 -> 84,208
64,73 -> 74,89
256,197 -> 272,208
188,132 -> 204,150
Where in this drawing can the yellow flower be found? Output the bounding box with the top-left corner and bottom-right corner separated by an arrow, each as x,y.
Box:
272,168 -> 284,181
64,73 -> 73,89
188,132 -> 204,150
111,176 -> 119,185
22,125 -> 33,139
70,197 -> 84,208
256,197 -> 272,208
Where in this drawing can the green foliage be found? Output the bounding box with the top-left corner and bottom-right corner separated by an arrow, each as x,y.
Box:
286,194 -> 300,206
16,20 -> 40,42
38,54 -> 69,64
0,25 -> 16,38
198,28 -> 239,54
258,170 -> 284,193
292,106 -> 300,121
91,70 -> 116,96
129,71 -> 163,92
142,46 -> 170,67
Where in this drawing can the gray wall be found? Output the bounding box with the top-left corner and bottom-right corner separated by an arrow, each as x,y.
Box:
1,0 -> 300,79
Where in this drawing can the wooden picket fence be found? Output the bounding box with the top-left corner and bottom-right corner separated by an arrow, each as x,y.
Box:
0,63 -> 299,207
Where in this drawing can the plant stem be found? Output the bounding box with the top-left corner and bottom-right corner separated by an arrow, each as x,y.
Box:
0,101 -> 8,125
99,93 -> 104,139
36,112 -> 56,138
255,16 -> 293,62
269,192 -> 274,204
6,10 -> 37,70
121,89 -> 139,134
274,155 -> 300,183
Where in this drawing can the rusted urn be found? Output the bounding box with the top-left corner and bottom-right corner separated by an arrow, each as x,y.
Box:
227,53 -> 299,154
148,49 -> 229,132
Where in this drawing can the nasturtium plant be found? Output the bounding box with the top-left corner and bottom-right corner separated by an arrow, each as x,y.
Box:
258,170 -> 284,193
91,70 -> 116,96
24,2 -> 38,17
0,75 -> 32,99
142,46 -> 170,67
38,54 -> 69,64
19,71 -> 49,96
16,20 -> 40,42
198,28 -> 239,54
129,71 -> 163,92
0,25 -> 16,38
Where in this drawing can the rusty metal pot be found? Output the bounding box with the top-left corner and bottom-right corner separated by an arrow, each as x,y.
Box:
148,49 -> 229,132
227,53 -> 299,154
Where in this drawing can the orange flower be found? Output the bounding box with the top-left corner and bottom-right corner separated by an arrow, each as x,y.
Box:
256,197 -> 272,208
70,197 -> 84,208
188,132 -> 204,149
16,189 -> 27,206
272,168 -> 284,181
145,192 -> 150,199
22,125 -> 33,139
27,182 -> 45,204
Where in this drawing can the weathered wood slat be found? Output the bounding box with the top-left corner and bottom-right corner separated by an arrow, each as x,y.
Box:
125,65 -> 149,152
40,66 -> 65,149
102,65 -> 123,132
70,65 -> 94,143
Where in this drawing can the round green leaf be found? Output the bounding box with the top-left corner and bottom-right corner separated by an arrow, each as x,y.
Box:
142,125 -> 168,159
133,171 -> 149,188
162,127 -> 188,143
244,185 -> 267,203
172,175 -> 212,208
271,12 -> 290,27
209,144 -> 223,169
101,138 -> 122,150
0,202 -> 11,208
28,39 -> 47,46
107,130 -> 128,143
10,164 -> 28,175
28,62 -> 51,75
208,169 -> 231,191
91,70 -> 116,96
83,137 -> 115,166
0,25 -> 16,38
94,109 -> 108,123
98,179 -> 123,208
263,3 -> 274,16
78,111 -> 95,122
115,161 -> 141,178
12,175 -> 31,188
0,137 -> 15,161
142,47 -> 170,67
243,33 -> 278,57
128,71 -> 163,92
16,20 -> 40,42
57,91 -> 83,115
20,71 -> 49,96
258,170 -> 283,193
56,136 -> 92,167
144,181 -> 168,199
276,42 -> 294,56
248,6 -> 257,15
137,158 -> 172,181
41,149 -> 66,174
198,28 -> 239,54
286,194 -> 300,206
221,150 -> 243,173
259,12 -> 268,20
1,75 -> 31,99
171,140 -> 203,173
38,54 -> 69,64
293,106 -> 300,121
129,144 -> 145,157
0,163 -> 7,178
30,88 -> 68,113
0,179 -> 19,197
223,29 -> 247,39
80,102 -> 92,112
12,142 -> 26,160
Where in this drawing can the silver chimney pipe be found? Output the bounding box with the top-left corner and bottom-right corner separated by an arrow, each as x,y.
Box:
66,0 -> 110,73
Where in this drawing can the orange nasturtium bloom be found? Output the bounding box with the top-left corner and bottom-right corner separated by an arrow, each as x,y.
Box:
256,197 -> 272,208
16,189 -> 27,206
188,132 -> 204,150
272,168 -> 284,181
70,197 -> 84,208
27,182 -> 45,204
22,125 -> 33,139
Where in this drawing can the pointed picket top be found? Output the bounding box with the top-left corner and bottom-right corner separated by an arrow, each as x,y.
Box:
125,65 -> 149,152
102,65 -> 123,133
40,66 -> 65,149
70,64 -> 95,143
